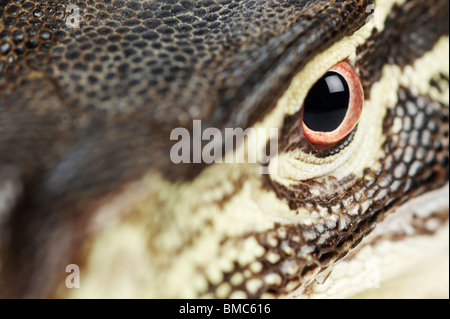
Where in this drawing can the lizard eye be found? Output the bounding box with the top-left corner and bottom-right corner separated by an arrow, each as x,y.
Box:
302,60 -> 364,146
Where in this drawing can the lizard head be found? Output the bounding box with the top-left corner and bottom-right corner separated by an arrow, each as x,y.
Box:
0,0 -> 448,298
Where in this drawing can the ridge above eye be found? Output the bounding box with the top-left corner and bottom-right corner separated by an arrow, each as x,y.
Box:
302,60 -> 364,146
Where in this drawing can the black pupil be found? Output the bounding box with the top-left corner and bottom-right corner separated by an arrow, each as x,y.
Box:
303,71 -> 350,132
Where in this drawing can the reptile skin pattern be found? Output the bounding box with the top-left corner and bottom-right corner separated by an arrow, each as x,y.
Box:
0,0 -> 448,298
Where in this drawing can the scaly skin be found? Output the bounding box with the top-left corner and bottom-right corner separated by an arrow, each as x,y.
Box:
0,0 -> 448,298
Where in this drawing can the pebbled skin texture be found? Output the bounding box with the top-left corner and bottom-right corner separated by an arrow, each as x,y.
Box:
259,86 -> 448,298
0,0 -> 372,181
0,0 -> 449,298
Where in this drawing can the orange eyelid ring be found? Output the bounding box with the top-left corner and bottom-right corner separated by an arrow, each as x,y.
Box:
302,60 -> 364,146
